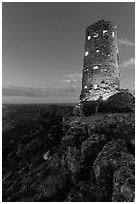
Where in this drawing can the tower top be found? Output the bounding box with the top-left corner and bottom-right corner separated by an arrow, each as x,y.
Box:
86,20 -> 117,32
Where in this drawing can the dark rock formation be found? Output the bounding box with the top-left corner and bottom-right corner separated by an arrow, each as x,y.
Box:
81,133 -> 107,165
112,165 -> 135,201
93,139 -> 134,201
61,120 -> 89,147
65,181 -> 98,202
98,90 -> 135,113
3,112 -> 135,202
81,90 -> 135,116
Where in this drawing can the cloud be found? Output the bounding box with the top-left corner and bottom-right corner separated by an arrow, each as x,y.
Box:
3,73 -> 83,99
120,58 -> 135,68
61,73 -> 82,86
2,85 -> 80,98
118,38 -> 135,46
42,74 -> 82,87
42,81 -> 62,88
61,79 -> 71,83
55,86 -> 78,96
64,73 -> 82,81
2,86 -> 50,97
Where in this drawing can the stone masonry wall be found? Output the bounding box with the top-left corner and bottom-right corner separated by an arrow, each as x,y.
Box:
80,20 -> 120,102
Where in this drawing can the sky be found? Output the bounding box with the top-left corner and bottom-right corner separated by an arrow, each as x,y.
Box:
2,2 -> 135,103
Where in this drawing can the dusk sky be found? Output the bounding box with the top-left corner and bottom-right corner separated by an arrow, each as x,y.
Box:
2,2 -> 135,103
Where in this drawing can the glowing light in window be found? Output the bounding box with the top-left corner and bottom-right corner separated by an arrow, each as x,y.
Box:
84,85 -> 87,89
93,65 -> 99,70
93,33 -> 98,38
103,30 -> 107,35
112,31 -> 115,37
85,51 -> 89,56
94,85 -> 97,89
88,36 -> 91,40
96,49 -> 99,53
84,68 -> 88,72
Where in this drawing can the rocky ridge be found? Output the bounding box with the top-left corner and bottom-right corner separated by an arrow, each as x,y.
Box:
3,112 -> 135,202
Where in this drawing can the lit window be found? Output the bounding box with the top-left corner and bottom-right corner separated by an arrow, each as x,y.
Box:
94,85 -> 97,89
84,68 -> 88,72
103,30 -> 107,35
112,31 -> 115,37
85,51 -> 89,56
104,68 -> 107,71
84,85 -> 87,89
93,65 -> 99,70
108,54 -> 110,56
93,33 -> 98,38
87,35 -> 91,40
96,49 -> 99,53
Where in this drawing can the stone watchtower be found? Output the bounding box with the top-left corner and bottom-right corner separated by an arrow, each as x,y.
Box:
80,20 -> 120,102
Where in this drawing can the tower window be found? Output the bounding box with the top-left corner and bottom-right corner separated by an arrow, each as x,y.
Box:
87,35 -> 91,40
93,33 -> 98,38
85,51 -> 89,56
84,68 -> 88,72
94,85 -> 97,89
93,65 -> 99,70
103,30 -> 108,35
112,31 -> 115,37
84,85 -> 87,89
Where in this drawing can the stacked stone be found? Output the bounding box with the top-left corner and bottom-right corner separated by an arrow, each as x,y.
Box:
80,20 -> 120,102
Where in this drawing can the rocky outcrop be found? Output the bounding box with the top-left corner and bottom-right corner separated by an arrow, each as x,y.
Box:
61,120 -> 89,147
61,146 -> 90,184
93,139 -> 134,201
98,90 -> 135,113
81,90 -> 135,116
33,171 -> 72,201
112,166 -> 135,202
3,112 -> 135,202
81,133 -> 107,165
65,181 -> 98,202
